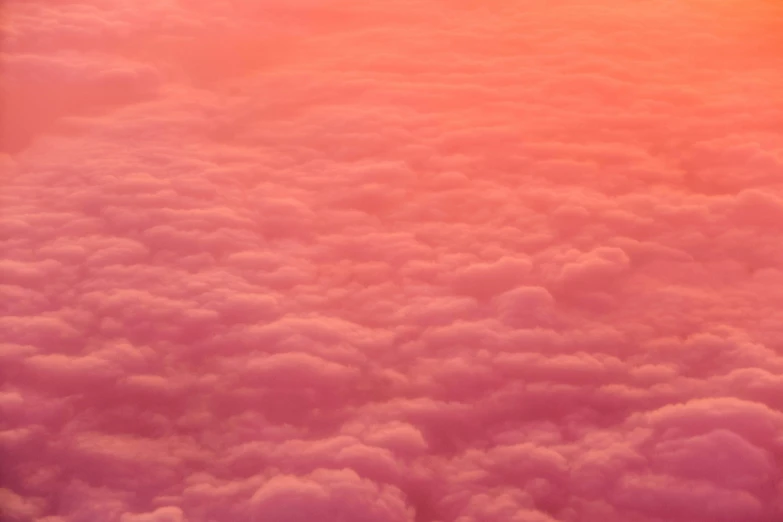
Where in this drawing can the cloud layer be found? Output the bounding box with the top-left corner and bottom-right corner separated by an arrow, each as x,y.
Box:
2,0 -> 783,521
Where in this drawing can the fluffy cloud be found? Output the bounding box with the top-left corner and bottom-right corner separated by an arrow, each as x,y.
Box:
2,0 -> 783,521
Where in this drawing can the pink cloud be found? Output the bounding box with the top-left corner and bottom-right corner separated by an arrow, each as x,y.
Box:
2,0 -> 783,521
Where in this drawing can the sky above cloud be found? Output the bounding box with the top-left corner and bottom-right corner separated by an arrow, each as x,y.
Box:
1,0 -> 783,521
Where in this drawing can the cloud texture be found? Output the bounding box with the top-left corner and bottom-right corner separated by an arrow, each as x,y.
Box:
2,0 -> 783,521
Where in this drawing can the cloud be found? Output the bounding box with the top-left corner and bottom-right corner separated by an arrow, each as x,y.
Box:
121,507 -> 185,522
2,0 -> 783,521
248,469 -> 413,522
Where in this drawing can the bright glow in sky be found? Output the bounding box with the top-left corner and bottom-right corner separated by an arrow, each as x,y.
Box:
1,1 -> 783,521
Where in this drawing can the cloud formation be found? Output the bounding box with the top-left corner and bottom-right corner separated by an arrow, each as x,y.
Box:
2,0 -> 783,521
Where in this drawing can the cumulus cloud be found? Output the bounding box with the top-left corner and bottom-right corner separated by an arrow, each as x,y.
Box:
2,0 -> 783,521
